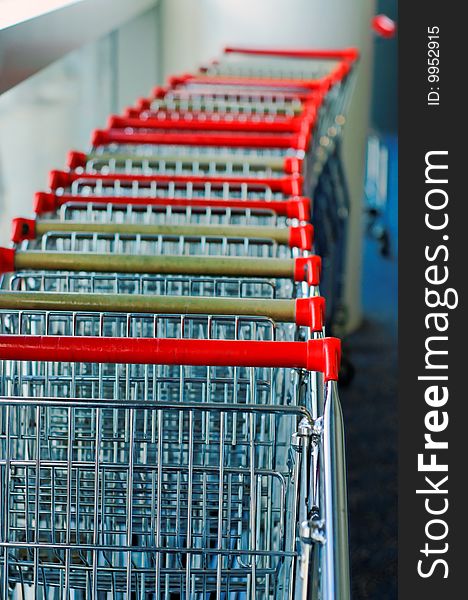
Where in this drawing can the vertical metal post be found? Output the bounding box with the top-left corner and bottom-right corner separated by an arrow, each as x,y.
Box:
322,380 -> 350,599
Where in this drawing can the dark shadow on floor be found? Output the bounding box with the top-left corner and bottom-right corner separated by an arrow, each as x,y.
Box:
341,316 -> 397,599
340,134 -> 397,598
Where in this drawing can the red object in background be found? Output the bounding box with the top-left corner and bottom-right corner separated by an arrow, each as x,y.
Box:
372,14 -> 397,38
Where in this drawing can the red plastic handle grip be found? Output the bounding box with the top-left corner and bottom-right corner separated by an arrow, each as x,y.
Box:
109,113 -> 314,134
223,46 -> 359,63
295,296 -> 325,330
92,128 -> 309,151
294,256 -> 321,285
0,335 -> 340,381
169,73 -> 327,91
33,192 -> 311,220
11,218 -> 36,244
0,248 -> 15,273
68,151 -> 87,169
289,224 -> 313,250
49,169 -> 304,196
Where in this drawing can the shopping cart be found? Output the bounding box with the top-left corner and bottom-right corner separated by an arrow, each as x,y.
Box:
40,139 -> 348,327
48,170 -> 304,201
132,86 -> 319,119
0,42 -> 354,599
33,190 -> 311,222
90,72 -> 319,171
29,195 -> 310,227
65,149 -> 305,190
89,108 -> 313,183
199,47 -> 358,333
67,146 -> 304,180
11,217 -> 314,254
90,127 -> 311,163
108,111 -> 315,135
5,242 -> 318,318
83,50 -> 355,331
0,320 -> 347,598
189,47 -> 358,185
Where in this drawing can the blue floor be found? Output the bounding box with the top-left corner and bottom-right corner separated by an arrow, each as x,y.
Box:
341,134 -> 397,598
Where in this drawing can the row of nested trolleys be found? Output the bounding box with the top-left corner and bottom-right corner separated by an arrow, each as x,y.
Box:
0,45 -> 359,599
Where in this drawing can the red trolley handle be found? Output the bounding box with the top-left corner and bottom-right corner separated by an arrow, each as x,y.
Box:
223,46 -> 359,60
33,192 -> 311,221
168,72 -> 332,92
109,113 -> 316,134
0,336 -> 341,381
223,45 -> 359,62
67,150 -> 303,176
49,169 -> 304,197
91,127 -> 310,152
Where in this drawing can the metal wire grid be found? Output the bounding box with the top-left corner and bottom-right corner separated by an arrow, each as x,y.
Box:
17,232 -> 300,262
53,203 -> 292,229
0,308 -> 312,597
201,56 -> 341,80
92,144 -> 295,159
0,309 -> 299,348
177,84 -> 315,100
3,272 -> 288,300
1,396 -> 312,598
81,155 -> 292,180
59,179 -> 293,201
150,93 -> 306,116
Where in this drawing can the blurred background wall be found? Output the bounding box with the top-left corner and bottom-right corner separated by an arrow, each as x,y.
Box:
0,3 -> 161,243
